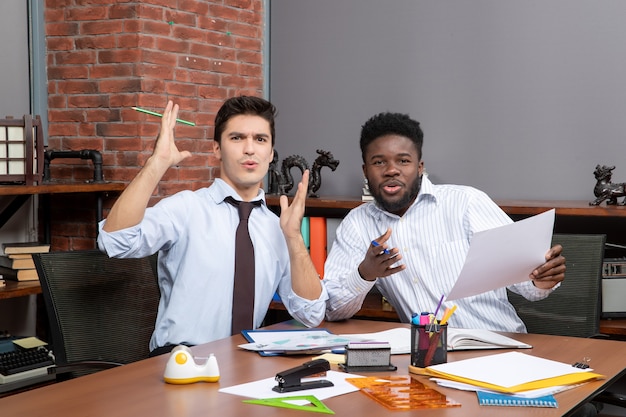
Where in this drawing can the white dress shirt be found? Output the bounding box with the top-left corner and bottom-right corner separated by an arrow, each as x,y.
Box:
98,179 -> 328,350
324,175 -> 555,333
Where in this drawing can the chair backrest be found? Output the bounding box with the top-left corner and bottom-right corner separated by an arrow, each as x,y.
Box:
33,250 -> 160,376
507,233 -> 606,338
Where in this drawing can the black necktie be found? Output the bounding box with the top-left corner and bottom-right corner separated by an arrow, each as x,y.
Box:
225,196 -> 262,335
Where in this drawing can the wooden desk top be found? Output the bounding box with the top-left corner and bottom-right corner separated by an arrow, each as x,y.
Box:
1,320 -> 625,416
0,280 -> 41,300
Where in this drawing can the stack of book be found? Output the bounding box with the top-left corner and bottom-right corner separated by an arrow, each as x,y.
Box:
0,242 -> 51,281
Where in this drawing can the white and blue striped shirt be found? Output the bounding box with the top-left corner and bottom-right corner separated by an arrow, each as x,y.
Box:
324,175 -> 553,333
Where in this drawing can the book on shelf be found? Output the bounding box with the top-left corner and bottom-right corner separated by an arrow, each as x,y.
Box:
447,328 -> 532,351
309,217 -> 327,278
0,255 -> 35,270
2,241 -> 50,255
301,216 -> 310,250
326,217 -> 341,253
0,265 -> 39,281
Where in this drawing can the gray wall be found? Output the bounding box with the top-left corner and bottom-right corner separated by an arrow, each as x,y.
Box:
269,1 -> 626,200
0,0 -> 30,118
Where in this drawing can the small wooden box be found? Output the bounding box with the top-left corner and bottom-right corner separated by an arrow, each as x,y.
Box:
0,115 -> 44,185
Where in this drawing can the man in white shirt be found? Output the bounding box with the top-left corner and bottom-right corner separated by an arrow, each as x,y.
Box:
98,96 -> 326,355
323,112 -> 565,332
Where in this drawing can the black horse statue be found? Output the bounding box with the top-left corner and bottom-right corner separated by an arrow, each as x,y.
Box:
589,164 -> 626,206
268,149 -> 340,197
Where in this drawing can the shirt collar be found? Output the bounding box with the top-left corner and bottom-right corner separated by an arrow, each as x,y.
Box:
211,178 -> 266,206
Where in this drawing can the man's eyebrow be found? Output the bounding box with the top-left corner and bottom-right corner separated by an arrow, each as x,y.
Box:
227,131 -> 270,138
368,152 -> 413,160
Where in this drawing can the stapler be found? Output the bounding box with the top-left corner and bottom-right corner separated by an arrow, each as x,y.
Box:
272,358 -> 334,393
163,345 -> 220,384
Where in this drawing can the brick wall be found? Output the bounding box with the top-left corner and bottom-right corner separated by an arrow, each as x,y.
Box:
43,0 -> 265,250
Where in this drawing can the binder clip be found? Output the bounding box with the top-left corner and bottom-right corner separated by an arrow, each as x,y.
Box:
573,356 -> 591,369
163,345 -> 220,384
272,358 -> 334,393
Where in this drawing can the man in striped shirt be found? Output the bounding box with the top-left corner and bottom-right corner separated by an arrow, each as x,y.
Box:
323,112 -> 566,333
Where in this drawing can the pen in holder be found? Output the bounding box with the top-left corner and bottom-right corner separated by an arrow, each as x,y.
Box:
411,323 -> 448,368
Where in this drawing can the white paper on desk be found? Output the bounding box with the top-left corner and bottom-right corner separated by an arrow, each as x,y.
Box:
218,370 -> 364,400
446,209 -> 555,301
427,351 -> 591,389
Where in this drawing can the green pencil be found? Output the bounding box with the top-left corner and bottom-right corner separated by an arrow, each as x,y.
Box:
132,106 -> 196,126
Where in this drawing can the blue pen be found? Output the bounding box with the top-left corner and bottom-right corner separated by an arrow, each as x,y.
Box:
371,240 -> 390,255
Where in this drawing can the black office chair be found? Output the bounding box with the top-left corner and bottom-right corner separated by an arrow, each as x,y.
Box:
507,233 -> 606,338
33,250 -> 160,379
508,233 -> 626,410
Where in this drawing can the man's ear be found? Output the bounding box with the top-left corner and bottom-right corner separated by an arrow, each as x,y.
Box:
213,140 -> 221,160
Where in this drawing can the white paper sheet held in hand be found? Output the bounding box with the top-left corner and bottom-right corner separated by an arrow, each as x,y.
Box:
446,209 -> 555,301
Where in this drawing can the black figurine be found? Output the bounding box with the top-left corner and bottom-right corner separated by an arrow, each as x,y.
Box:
589,164 -> 626,206
269,149 -> 340,198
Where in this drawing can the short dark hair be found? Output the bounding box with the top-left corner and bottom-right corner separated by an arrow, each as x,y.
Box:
213,96 -> 277,145
359,112 -> 423,162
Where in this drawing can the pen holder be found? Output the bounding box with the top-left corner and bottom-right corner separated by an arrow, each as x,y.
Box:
411,323 -> 447,368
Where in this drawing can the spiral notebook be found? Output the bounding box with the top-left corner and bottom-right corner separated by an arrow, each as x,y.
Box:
477,391 -> 558,408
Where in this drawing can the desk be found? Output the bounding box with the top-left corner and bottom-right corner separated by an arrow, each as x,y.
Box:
1,320 -> 625,416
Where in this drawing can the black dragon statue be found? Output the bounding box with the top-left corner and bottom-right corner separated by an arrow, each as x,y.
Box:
268,149 -> 340,198
589,164 -> 626,206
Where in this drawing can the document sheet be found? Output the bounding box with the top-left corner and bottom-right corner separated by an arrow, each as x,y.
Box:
446,209 -> 555,301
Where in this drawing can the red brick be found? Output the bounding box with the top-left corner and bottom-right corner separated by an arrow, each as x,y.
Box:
137,4 -> 164,21
141,20 -> 173,36
116,34 -> 141,49
48,123 -> 79,137
46,22 -> 80,37
68,95 -> 110,108
67,6 -> 107,21
164,10 -> 197,27
48,109 -> 86,123
80,20 -> 124,35
208,5 -> 239,21
76,36 -> 116,50
109,4 -> 138,20
55,51 -> 97,65
61,137 -> 105,150
98,49 -> 142,64
142,50 -> 177,66
90,64 -> 135,79
48,66 -> 89,80
99,79 -> 142,94
97,124 -> 139,138
237,50 -> 262,65
47,37 -> 75,51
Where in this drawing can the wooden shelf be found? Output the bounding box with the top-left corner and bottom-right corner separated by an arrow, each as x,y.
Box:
266,195 -> 626,218
0,182 -> 126,196
0,280 -> 41,300
494,199 -> 626,218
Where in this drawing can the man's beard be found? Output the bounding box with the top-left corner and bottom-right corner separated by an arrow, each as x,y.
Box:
371,175 -> 422,215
